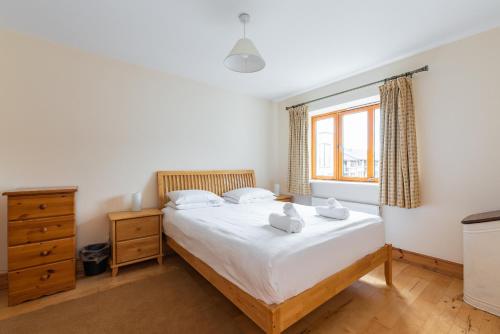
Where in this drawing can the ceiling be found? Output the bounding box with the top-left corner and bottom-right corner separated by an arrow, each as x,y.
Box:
1,1 -> 500,101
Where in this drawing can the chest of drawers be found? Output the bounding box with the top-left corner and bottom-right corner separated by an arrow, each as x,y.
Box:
3,187 -> 77,305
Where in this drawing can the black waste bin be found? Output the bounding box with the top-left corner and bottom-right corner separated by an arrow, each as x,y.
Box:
80,243 -> 110,276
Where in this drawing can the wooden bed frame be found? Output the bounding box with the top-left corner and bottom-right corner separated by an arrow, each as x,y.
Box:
157,170 -> 392,334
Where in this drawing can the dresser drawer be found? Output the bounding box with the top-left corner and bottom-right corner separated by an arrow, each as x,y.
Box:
8,193 -> 74,221
9,237 -> 75,270
116,216 -> 159,242
8,215 -> 75,246
116,236 -> 159,264
8,259 -> 75,306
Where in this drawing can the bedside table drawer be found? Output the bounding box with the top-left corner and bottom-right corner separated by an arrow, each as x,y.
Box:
116,216 -> 159,242
116,236 -> 159,264
8,193 -> 74,221
8,215 -> 75,246
9,237 -> 75,270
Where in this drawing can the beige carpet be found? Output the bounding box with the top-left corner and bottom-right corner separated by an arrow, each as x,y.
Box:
0,264 -> 249,334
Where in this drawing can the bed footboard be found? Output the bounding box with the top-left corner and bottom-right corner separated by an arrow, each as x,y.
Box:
167,238 -> 392,334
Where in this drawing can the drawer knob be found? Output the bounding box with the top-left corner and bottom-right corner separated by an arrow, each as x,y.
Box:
40,269 -> 55,281
40,227 -> 48,233
136,227 -> 142,231
137,248 -> 142,252
40,250 -> 52,257
39,203 -> 48,210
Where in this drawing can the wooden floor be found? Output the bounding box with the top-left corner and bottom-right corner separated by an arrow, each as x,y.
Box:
0,255 -> 498,334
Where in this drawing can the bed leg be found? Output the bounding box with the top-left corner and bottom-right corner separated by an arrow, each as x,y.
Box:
267,324 -> 280,334
267,327 -> 280,334
267,309 -> 281,334
384,244 -> 393,286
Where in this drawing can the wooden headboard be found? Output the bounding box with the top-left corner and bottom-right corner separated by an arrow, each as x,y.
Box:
157,169 -> 256,208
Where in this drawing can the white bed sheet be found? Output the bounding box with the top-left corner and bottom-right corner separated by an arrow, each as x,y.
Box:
163,201 -> 384,304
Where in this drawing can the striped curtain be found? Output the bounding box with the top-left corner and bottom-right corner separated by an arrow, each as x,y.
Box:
379,77 -> 421,208
287,105 -> 311,195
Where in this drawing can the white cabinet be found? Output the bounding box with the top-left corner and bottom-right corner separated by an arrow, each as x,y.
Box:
462,211 -> 500,316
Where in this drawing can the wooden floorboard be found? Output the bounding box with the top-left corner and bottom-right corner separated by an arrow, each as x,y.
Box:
0,255 -> 498,333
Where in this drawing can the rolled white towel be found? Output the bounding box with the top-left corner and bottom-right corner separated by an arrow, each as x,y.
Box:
269,213 -> 303,233
282,203 -> 305,227
327,197 -> 342,208
315,206 -> 350,220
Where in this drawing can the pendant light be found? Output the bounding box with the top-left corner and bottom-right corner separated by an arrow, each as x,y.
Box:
224,13 -> 265,73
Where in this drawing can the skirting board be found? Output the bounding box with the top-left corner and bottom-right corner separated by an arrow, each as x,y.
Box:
0,273 -> 7,291
392,247 -> 463,279
76,258 -> 85,279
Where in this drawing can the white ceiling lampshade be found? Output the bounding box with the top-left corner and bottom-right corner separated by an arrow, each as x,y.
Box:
224,13 -> 265,73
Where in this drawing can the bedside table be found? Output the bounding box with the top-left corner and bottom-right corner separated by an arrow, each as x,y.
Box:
275,194 -> 293,203
108,208 -> 163,276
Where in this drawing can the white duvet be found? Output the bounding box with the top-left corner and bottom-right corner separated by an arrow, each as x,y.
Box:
163,201 -> 384,304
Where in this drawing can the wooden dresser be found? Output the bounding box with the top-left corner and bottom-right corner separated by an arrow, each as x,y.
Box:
108,208 -> 163,277
3,187 -> 77,306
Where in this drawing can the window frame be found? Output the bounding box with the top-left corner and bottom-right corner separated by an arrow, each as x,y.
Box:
311,103 -> 379,183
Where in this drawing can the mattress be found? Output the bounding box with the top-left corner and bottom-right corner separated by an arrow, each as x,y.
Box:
163,201 -> 385,304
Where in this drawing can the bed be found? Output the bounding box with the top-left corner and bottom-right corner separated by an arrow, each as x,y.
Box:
157,170 -> 392,334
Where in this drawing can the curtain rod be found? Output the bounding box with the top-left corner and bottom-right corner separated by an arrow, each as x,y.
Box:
285,65 -> 429,110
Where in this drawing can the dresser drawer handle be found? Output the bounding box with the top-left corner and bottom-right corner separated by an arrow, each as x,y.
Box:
39,203 -> 48,210
135,227 -> 142,232
40,227 -> 48,233
40,250 -> 52,257
137,248 -> 142,252
40,269 -> 55,281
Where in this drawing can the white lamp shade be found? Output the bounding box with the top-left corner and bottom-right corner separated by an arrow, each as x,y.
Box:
273,183 -> 280,195
224,38 -> 265,73
131,192 -> 142,211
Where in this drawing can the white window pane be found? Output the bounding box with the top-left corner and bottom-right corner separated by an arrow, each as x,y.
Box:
315,118 -> 334,177
374,108 -> 381,178
342,111 -> 368,178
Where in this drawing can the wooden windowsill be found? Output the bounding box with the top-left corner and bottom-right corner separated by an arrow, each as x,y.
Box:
310,179 -> 380,186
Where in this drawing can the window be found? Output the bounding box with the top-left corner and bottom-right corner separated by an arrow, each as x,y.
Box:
311,103 -> 380,182
313,116 -> 335,177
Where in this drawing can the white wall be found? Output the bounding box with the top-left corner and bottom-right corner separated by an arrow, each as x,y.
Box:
2,26 -> 500,272
0,31 -> 275,273
276,27 -> 500,263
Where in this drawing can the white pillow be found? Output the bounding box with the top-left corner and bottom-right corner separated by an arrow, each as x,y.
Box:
167,190 -> 222,205
167,200 -> 222,210
224,196 -> 275,204
223,187 -> 276,204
